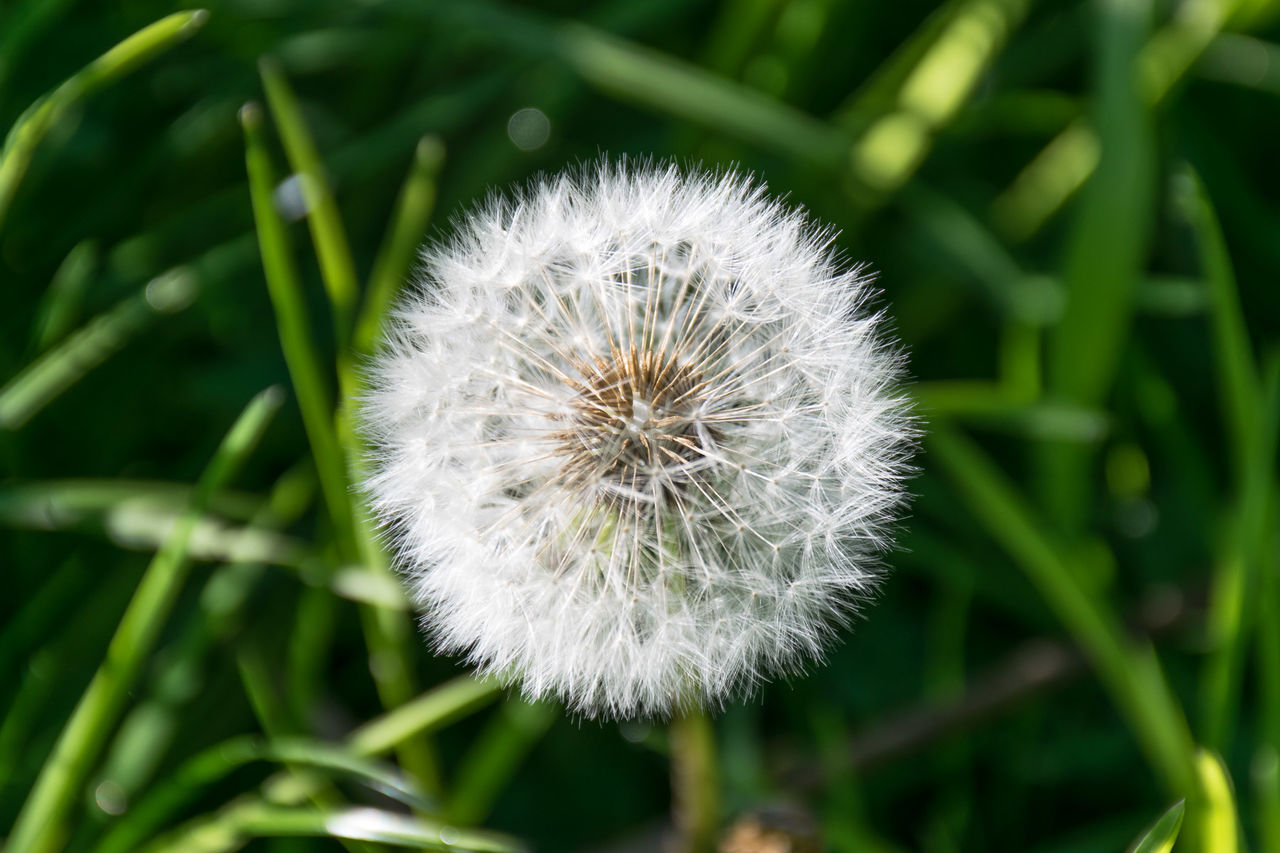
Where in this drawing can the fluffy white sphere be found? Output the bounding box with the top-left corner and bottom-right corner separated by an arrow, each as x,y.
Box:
362,163 -> 914,718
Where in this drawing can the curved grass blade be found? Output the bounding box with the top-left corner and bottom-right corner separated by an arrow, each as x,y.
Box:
258,57 -> 360,355
354,135 -> 445,356
31,240 -> 97,352
142,804 -> 526,853
241,101 -> 357,558
0,10 -> 208,229
6,387 -> 281,853
97,736 -> 432,853
1124,799 -> 1184,853
1192,750 -> 1240,853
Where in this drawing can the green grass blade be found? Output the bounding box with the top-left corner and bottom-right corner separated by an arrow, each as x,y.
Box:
142,804 -> 526,853
97,736 -> 429,853
927,426 -> 1198,799
0,10 -> 208,229
244,104 -> 428,785
0,268 -> 196,431
241,101 -> 357,558
1124,799 -> 1184,853
5,386 -> 280,853
354,135 -> 445,356
1200,358 -> 1280,748
31,240 -> 98,352
1176,167 -> 1261,478
847,0 -> 1030,196
1191,750 -> 1240,853
1037,0 -> 1154,531
349,676 -> 504,758
993,0 -> 1247,240
258,58 -> 361,353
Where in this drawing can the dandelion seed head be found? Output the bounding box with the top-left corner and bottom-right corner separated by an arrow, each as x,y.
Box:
363,162 -> 915,718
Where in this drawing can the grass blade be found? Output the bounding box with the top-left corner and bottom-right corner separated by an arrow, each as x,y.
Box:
0,268 -> 196,431
241,101 -> 357,558
142,804 -> 526,853
1124,799 -> 1184,853
1191,750 -> 1240,853
6,386 -> 281,853
847,0 -> 1030,197
258,58 -> 361,353
354,135 -> 445,356
0,10 -> 208,229
1037,0 -> 1153,530
30,240 -> 97,352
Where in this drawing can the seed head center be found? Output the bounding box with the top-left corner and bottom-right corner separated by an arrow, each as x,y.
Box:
559,346 -> 707,498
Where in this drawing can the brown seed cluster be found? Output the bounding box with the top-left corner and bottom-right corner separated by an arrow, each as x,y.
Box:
556,345 -> 708,500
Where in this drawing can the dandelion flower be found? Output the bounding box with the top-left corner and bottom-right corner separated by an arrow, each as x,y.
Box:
363,163 -> 914,718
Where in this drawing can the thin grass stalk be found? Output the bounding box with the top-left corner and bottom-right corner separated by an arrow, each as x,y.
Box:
5,387 -> 280,853
355,135 -> 445,356
0,268 -> 196,431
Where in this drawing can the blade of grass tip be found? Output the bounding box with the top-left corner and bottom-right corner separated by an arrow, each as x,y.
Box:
1200,357 -> 1280,749
354,135 -> 445,356
1037,0 -> 1154,533
1125,799 -> 1184,853
926,426 -> 1198,800
31,240 -> 98,352
5,386 -> 281,853
1192,750 -> 1240,853
0,9 -> 208,229
0,268 -> 196,431
446,700 -> 557,825
258,58 -> 360,358
419,1 -> 849,169
846,0 -> 1030,199
348,676 -> 504,759
1175,166 -> 1261,477
242,101 -> 357,560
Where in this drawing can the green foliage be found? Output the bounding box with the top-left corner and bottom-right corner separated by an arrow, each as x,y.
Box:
3,0 -> 1279,850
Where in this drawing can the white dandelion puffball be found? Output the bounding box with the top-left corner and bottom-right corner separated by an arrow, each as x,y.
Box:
363,164 -> 914,718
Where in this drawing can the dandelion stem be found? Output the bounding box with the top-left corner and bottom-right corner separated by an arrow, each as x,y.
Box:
670,709 -> 719,853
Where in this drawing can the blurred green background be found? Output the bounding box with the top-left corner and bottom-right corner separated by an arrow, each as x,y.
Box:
3,0 -> 1279,851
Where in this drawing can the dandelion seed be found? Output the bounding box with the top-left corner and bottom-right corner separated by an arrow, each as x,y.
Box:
362,162 -> 915,718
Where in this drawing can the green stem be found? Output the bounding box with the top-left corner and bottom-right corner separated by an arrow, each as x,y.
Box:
669,709 -> 719,853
